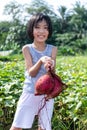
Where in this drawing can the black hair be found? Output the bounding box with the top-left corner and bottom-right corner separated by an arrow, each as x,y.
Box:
27,13 -> 52,40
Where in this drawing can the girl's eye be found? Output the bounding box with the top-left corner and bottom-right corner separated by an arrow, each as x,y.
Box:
34,26 -> 48,30
35,26 -> 40,29
44,26 -> 48,30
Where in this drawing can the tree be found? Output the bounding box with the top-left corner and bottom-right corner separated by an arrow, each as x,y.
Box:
3,0 -> 25,25
69,1 -> 87,37
0,21 -> 12,50
25,0 -> 55,16
57,5 -> 71,33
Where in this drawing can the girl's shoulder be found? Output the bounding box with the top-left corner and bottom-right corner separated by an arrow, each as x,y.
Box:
22,44 -> 32,50
47,44 -> 57,50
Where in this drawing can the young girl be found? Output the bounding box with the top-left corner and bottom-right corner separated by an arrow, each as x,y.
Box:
10,13 -> 57,130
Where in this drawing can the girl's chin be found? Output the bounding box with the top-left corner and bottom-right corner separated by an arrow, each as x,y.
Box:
35,40 -> 46,43
35,38 -> 47,43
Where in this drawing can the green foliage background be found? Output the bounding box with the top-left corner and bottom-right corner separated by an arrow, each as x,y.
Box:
0,54 -> 87,130
0,0 -> 87,55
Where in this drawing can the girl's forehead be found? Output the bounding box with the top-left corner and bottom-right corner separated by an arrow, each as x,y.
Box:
36,19 -> 48,25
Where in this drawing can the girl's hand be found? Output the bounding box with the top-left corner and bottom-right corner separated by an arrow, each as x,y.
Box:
45,95 -> 52,101
40,56 -> 51,64
44,60 -> 54,71
40,56 -> 54,71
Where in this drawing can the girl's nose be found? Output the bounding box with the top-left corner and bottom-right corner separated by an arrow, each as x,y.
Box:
39,28 -> 44,33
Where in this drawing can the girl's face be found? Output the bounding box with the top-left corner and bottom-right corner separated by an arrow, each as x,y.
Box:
33,20 -> 49,44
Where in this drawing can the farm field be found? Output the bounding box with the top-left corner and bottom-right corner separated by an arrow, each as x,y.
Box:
0,55 -> 87,130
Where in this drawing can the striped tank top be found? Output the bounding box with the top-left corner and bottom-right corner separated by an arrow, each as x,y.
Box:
23,43 -> 54,93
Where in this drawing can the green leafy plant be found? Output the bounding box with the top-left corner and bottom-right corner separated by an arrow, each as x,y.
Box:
52,56 -> 87,130
0,55 -> 87,130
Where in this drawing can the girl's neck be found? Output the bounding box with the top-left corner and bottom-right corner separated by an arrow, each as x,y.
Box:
32,42 -> 46,51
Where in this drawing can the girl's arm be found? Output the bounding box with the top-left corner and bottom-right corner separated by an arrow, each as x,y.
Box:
22,45 -> 57,77
22,45 -> 42,77
22,45 -> 55,77
51,46 -> 58,70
